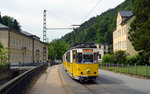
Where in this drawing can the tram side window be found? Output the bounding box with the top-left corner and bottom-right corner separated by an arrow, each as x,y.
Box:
94,53 -> 98,63
77,53 -> 82,63
63,56 -> 66,62
67,52 -> 70,63
73,53 -> 76,62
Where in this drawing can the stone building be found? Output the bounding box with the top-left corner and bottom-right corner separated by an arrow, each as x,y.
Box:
113,11 -> 137,56
0,23 -> 48,64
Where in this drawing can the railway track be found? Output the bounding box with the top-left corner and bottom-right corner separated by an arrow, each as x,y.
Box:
81,79 -> 112,94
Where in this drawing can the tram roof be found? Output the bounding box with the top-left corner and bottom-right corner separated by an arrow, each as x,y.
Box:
69,43 -> 97,49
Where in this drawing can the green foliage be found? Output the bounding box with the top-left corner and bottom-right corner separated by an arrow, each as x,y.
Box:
102,54 -> 113,63
60,0 -> 132,46
0,62 -> 9,70
48,39 -> 70,60
0,42 -> 9,69
1,16 -> 21,31
128,0 -> 150,63
113,50 -> 128,64
126,54 -> 138,64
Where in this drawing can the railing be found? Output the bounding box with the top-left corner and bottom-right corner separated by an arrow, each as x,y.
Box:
100,63 -> 150,77
0,63 -> 48,94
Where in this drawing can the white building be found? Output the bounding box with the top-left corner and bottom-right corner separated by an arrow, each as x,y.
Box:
94,43 -> 109,62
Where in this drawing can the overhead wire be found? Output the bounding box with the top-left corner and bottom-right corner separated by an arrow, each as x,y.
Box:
81,0 -> 102,24
47,10 -> 72,28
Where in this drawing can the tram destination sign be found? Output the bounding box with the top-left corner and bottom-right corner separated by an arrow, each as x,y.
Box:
83,49 -> 93,52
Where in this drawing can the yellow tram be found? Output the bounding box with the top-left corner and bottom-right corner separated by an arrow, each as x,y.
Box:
63,43 -> 98,82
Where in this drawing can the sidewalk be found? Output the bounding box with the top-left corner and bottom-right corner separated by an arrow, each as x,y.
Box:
27,65 -> 67,94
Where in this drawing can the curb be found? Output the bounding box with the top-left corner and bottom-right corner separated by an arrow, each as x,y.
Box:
58,65 -> 74,94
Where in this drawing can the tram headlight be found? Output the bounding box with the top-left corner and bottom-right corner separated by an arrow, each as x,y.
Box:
87,69 -> 90,74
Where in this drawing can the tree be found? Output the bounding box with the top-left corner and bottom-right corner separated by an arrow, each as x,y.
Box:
60,0 -> 132,47
48,39 -> 70,60
102,54 -> 113,63
96,28 -> 105,43
13,19 -> 21,31
1,16 -> 21,31
128,0 -> 150,63
0,42 -> 9,64
113,50 -> 128,64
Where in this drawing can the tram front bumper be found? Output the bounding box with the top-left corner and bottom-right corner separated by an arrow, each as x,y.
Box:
75,75 -> 97,80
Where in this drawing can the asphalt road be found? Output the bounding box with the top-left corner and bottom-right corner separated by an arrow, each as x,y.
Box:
60,64 -> 150,94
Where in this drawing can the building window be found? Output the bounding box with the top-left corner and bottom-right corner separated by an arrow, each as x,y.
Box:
122,41 -> 124,48
122,28 -> 124,35
124,27 -> 126,34
99,54 -> 101,59
99,45 -> 101,49
124,40 -> 126,48
16,39 -> 18,46
13,37 -> 15,45
20,39 -> 21,47
104,46 -> 106,49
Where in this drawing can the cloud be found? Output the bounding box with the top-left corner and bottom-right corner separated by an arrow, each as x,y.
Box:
0,0 -> 125,42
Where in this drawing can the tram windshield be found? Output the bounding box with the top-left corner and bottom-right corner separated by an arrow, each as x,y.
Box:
77,53 -> 98,64
83,55 -> 93,63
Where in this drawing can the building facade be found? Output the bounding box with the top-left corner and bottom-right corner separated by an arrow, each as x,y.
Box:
94,43 -> 109,62
0,23 -> 48,64
113,11 -> 137,56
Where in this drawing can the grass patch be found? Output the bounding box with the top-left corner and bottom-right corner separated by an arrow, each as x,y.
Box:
100,64 -> 150,77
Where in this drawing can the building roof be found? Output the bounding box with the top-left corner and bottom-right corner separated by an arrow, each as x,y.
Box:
119,11 -> 133,17
121,14 -> 134,25
0,23 -> 9,29
0,23 -> 42,42
21,31 -> 34,36
113,11 -> 134,32
69,43 -> 97,49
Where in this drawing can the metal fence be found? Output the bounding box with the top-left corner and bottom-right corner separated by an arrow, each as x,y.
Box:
100,63 -> 150,77
0,63 -> 48,94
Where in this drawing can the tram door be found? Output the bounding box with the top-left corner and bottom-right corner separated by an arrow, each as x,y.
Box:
72,50 -> 76,77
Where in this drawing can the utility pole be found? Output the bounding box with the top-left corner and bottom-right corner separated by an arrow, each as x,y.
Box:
43,10 -> 46,42
84,28 -> 86,43
72,25 -> 80,44
43,10 -> 46,62
0,12 -> 2,23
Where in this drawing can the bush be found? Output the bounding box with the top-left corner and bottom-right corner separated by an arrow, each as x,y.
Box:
126,53 -> 148,65
102,54 -> 113,63
126,55 -> 137,65
0,62 -> 9,70
113,50 -> 128,64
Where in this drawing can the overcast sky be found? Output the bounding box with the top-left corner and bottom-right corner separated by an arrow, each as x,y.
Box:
0,0 -> 125,42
